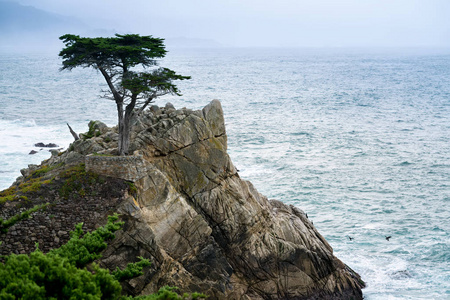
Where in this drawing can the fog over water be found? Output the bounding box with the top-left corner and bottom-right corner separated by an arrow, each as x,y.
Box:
1,0 -> 450,48
1,1 -> 450,299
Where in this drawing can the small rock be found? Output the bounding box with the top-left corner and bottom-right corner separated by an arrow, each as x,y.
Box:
29,150 -> 38,155
150,105 -> 161,114
57,230 -> 67,236
34,142 -> 59,148
46,143 -> 59,148
165,102 -> 175,110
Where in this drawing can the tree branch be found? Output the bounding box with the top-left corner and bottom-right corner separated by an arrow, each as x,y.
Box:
99,67 -> 122,103
66,123 -> 79,141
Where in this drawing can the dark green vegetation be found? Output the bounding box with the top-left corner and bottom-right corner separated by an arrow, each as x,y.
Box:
58,163 -> 105,199
59,34 -> 190,156
0,214 -> 207,299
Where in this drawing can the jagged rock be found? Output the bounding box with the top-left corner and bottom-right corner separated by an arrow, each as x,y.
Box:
3,100 -> 364,299
93,100 -> 364,299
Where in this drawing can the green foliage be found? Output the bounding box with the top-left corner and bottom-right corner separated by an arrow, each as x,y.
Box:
58,33 -> 190,103
59,34 -> 167,71
0,213 -> 207,299
124,287 -> 207,300
0,203 -> 48,234
49,214 -> 124,268
59,33 -> 190,155
126,182 -> 137,196
112,257 -> 151,281
0,214 -> 124,299
0,251 -> 122,300
83,121 -> 102,140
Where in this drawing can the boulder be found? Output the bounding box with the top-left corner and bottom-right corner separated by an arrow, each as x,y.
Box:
9,100 -> 364,299
95,100 -> 365,299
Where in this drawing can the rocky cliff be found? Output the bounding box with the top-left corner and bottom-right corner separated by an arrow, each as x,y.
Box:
0,100 -> 364,299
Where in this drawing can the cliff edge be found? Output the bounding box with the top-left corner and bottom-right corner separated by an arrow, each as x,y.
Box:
0,100 -> 364,299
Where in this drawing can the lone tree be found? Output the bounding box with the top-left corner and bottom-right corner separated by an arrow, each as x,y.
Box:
59,34 -> 190,155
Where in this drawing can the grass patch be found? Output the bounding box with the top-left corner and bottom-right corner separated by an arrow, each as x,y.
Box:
29,163 -> 63,178
0,177 -> 53,205
92,152 -> 114,157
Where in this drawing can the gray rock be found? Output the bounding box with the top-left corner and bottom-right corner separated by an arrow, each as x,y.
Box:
89,120 -> 108,134
150,105 -> 161,114
165,102 -> 175,110
8,100 -> 364,299
95,100 -> 364,299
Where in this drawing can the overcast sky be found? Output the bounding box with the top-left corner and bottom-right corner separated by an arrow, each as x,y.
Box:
14,0 -> 450,47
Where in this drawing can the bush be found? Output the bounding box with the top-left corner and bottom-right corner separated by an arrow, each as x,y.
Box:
0,214 -> 207,299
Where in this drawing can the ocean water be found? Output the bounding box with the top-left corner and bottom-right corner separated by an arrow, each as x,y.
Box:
1,47 -> 449,299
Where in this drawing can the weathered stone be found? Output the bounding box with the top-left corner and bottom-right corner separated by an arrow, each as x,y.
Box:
150,105 -> 161,114
1,100 -> 364,299
165,102 -> 175,110
89,120 -> 108,134
86,100 -> 364,299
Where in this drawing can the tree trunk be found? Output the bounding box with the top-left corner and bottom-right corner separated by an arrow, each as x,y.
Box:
118,95 -> 137,156
117,101 -> 126,155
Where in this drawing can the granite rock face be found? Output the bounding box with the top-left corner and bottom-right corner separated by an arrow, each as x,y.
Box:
2,100 -> 364,299
84,100 -> 364,299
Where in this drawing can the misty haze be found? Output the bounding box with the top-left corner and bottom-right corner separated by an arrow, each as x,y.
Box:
1,0 -> 449,50
1,1 -> 449,300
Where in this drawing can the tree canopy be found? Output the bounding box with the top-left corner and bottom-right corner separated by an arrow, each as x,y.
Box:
59,34 -> 190,155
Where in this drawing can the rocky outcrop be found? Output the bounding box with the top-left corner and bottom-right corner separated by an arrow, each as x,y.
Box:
1,100 -> 364,299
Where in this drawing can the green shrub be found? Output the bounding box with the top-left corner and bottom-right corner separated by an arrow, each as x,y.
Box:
0,213 -> 207,299
126,182 -> 138,196
83,121 -> 101,140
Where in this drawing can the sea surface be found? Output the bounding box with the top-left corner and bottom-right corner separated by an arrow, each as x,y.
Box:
1,47 -> 449,299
